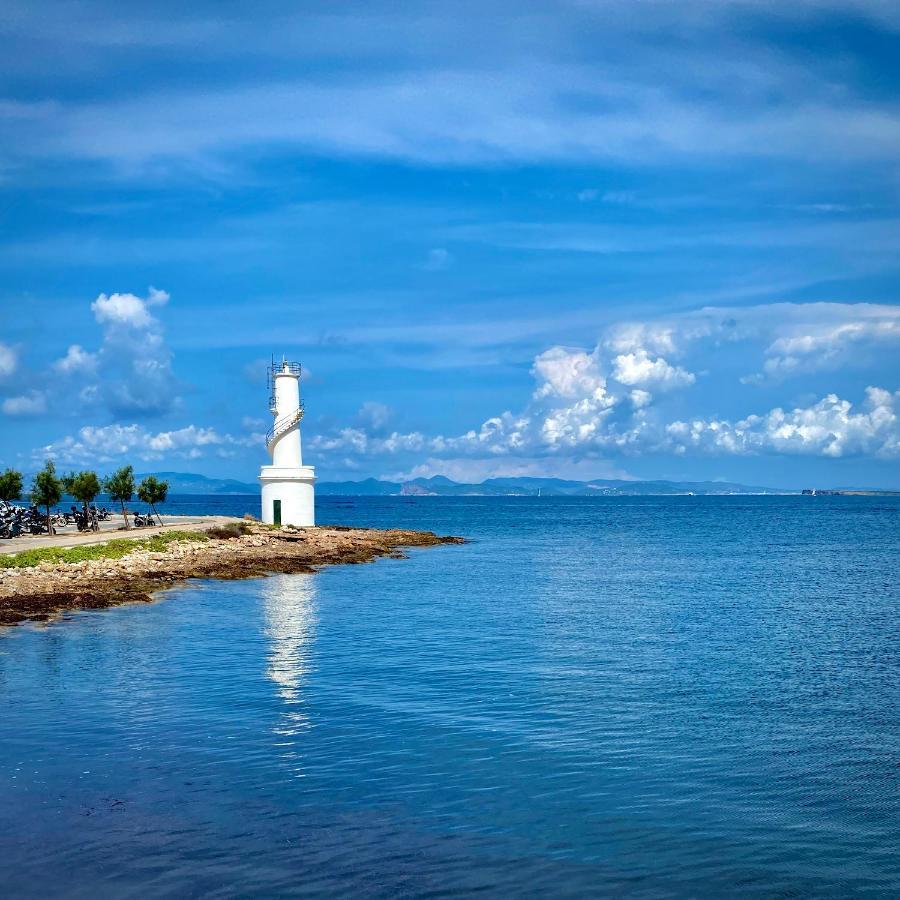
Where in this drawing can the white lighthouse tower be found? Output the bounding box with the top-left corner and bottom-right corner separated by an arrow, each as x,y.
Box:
259,358 -> 316,526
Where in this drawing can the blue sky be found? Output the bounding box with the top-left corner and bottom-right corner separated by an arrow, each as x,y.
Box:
1,0 -> 899,488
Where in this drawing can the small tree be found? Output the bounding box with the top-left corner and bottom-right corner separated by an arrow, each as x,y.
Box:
137,475 -> 168,526
62,470 -> 102,531
31,459 -> 62,535
104,465 -> 135,530
0,468 -> 23,502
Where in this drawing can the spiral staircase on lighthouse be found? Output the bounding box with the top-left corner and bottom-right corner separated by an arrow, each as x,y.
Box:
259,358 -> 316,527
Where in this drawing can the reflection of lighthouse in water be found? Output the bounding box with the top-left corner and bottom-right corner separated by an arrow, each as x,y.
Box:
259,357 -> 316,526
262,574 -> 317,778
263,573 -> 317,711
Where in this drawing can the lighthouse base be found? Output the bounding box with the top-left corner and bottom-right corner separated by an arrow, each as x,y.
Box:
259,465 -> 316,527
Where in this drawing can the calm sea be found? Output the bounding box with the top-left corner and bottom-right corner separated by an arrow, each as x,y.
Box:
1,496 -> 898,897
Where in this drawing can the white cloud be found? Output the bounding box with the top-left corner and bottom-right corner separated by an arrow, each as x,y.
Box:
308,427 -> 370,454
630,389 -> 652,409
11,287 -> 178,419
32,299 -> 899,471
54,343 -> 98,374
39,422 -> 260,466
0,342 -> 17,378
605,302 -> 900,385
147,285 -> 170,306
83,287 -> 178,416
760,306 -> 900,379
304,302 -> 900,463
3,390 -> 46,416
531,347 -> 608,401
612,349 -> 695,389
663,387 -> 899,458
604,313 -> 723,357
91,291 -> 155,328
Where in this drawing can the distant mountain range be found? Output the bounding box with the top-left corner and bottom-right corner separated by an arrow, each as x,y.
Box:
318,475 -> 794,496
18,469 -> 894,496
135,471 -> 262,494
140,472 -> 795,496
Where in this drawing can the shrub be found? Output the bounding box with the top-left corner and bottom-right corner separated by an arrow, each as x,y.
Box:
207,521 -> 251,540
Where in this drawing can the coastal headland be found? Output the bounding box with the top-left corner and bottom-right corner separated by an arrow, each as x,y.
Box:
0,519 -> 463,627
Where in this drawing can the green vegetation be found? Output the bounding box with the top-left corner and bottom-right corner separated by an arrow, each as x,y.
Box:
137,475 -> 169,525
207,521 -> 252,539
0,530 -> 209,569
104,465 -> 135,529
31,460 -> 63,534
0,468 -> 23,502
62,470 -> 102,529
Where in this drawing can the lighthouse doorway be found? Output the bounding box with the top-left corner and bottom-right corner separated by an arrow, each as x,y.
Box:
273,499 -> 282,526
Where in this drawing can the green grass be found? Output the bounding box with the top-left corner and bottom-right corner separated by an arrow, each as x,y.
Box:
0,530 -> 209,569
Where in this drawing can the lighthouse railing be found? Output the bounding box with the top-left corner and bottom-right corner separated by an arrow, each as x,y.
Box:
266,361 -> 302,413
265,403 -> 305,449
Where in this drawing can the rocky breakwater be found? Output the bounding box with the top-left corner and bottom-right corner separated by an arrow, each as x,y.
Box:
0,523 -> 464,627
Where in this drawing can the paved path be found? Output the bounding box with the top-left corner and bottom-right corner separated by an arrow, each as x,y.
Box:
0,516 -> 234,554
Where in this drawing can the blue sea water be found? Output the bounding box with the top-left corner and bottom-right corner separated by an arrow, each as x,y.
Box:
1,495 -> 898,897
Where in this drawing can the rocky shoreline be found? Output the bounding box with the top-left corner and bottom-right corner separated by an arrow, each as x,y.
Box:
0,524 -> 464,627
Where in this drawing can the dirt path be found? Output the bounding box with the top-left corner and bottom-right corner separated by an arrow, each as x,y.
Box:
0,516 -> 233,554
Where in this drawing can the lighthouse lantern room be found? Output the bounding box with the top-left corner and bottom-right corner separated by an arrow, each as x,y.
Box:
259,357 -> 316,526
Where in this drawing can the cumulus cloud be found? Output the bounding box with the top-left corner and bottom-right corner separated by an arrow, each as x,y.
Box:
305,306 -> 900,464
84,287 -> 179,416
663,387 -> 899,458
532,347 -> 608,400
91,291 -> 156,329
4,288 -> 178,419
604,311 -> 731,357
27,299 -> 900,472
630,389 -> 652,409
39,422 -> 260,466
2,391 -> 46,417
54,343 -> 98,374
612,349 -> 695,389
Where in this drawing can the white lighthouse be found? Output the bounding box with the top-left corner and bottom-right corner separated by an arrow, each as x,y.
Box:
259,358 -> 316,526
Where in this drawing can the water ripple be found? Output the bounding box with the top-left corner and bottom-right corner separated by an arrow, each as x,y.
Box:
0,496 -> 898,897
